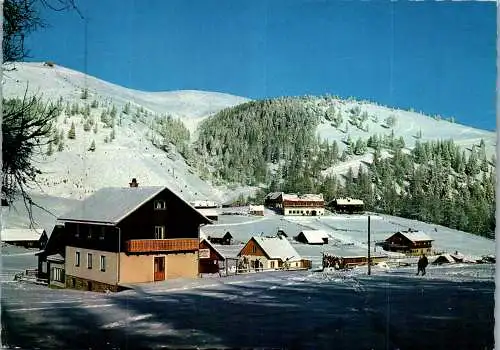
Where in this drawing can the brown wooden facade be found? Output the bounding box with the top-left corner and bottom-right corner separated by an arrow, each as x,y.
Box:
199,239 -> 225,274
382,232 -> 433,256
238,238 -> 267,258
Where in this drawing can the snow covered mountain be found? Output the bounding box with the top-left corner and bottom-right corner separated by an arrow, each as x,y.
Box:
2,62 -> 250,206
1,62 -> 496,233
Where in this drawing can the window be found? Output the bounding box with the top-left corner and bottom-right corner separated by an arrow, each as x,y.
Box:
99,227 -> 105,240
87,227 -> 92,239
270,261 -> 275,269
100,256 -> 106,272
154,226 -> 165,239
251,245 -> 257,254
87,253 -> 93,269
154,200 -> 167,210
52,267 -> 64,282
75,252 -> 80,267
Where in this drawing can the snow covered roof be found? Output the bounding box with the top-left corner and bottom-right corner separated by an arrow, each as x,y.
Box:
59,186 -> 212,225
299,230 -> 329,244
1,228 -> 45,242
200,238 -> 225,260
196,208 -> 218,217
47,253 -> 65,263
282,193 -> 324,201
192,200 -> 218,208
250,236 -> 301,261
334,198 -> 364,206
398,230 -> 433,242
265,192 -> 283,200
249,205 -> 264,212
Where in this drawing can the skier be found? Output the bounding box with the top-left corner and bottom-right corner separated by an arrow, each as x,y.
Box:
416,253 -> 428,276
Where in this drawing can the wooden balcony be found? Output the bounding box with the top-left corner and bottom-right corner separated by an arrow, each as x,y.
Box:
125,238 -> 199,254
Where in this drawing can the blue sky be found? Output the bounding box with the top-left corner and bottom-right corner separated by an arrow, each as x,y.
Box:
26,1 -> 496,131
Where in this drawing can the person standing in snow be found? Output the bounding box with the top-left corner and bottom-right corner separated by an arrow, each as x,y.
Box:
416,254 -> 428,276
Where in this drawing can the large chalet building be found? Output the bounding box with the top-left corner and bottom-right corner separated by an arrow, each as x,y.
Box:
37,182 -> 212,292
264,192 -> 325,216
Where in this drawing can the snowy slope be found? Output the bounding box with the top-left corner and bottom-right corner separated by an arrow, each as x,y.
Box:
309,98 -> 496,177
3,62 -> 249,133
2,62 -> 250,205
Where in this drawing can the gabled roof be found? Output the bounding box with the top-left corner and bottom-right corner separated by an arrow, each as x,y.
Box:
265,192 -> 283,200
298,230 -> 329,244
58,186 -> 212,225
398,230 -> 433,242
200,238 -> 225,260
282,193 -> 324,201
47,253 -> 65,263
333,198 -> 364,206
1,228 -> 45,242
241,236 -> 301,261
196,208 -> 218,217
249,205 -> 265,211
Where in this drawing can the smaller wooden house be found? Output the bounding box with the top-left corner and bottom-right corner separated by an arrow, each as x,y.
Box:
295,230 -> 329,245
329,198 -> 364,214
382,229 -> 433,256
264,192 -> 284,209
36,223 -> 66,283
207,232 -> 233,245
1,228 -> 47,248
238,236 -> 309,272
199,239 -> 225,275
249,205 -> 265,216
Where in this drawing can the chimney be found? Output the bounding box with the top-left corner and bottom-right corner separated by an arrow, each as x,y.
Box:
129,178 -> 139,187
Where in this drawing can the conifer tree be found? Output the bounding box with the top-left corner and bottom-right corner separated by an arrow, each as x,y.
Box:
88,140 -> 96,152
46,142 -> 53,156
68,122 -> 76,139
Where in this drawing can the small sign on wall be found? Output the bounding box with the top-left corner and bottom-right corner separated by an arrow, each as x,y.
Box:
199,248 -> 210,259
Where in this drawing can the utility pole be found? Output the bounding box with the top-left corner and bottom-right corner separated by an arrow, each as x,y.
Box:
368,215 -> 371,276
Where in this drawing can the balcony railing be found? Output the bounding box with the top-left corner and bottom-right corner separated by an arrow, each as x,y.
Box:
125,238 -> 199,253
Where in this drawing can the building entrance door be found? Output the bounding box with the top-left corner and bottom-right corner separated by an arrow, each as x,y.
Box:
154,257 -> 165,281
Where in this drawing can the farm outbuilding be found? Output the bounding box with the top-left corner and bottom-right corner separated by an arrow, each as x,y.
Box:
328,198 -> 364,214
295,230 -> 329,245
207,232 -> 233,245
199,239 -> 225,275
1,228 -> 47,248
249,205 -> 265,216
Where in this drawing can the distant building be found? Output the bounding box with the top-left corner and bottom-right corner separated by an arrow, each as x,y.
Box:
382,229 -> 433,256
207,231 -> 233,245
36,183 -> 212,292
329,198 -> 364,214
295,230 -> 329,245
238,236 -> 310,271
195,208 -> 218,221
1,228 -> 46,248
282,193 -> 325,216
191,200 -> 218,209
264,192 -> 284,209
249,205 -> 265,216
191,200 -> 219,221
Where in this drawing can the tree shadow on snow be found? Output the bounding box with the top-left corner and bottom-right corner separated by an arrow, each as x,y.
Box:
1,274 -> 494,350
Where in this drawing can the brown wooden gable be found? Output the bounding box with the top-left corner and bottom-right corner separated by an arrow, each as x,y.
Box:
238,238 -> 269,259
386,232 -> 411,244
200,239 -> 225,261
